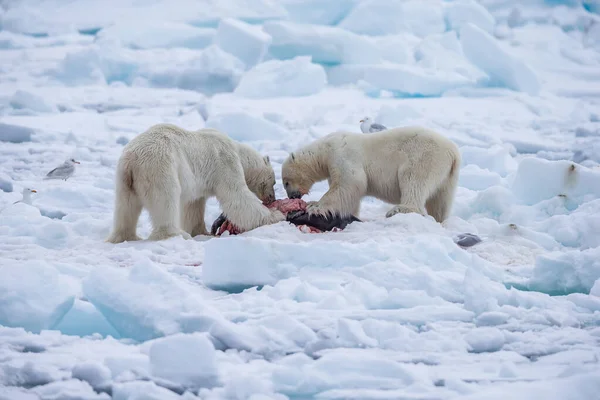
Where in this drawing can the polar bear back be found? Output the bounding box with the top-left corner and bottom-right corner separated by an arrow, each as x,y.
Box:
126,124 -> 234,163
122,124 -> 248,201
317,126 -> 459,170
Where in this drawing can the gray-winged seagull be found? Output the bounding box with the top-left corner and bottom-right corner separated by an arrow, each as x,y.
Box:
360,117 -> 387,133
44,158 -> 80,181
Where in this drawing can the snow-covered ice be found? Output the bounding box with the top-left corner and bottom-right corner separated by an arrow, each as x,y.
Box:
0,173 -> 13,193
0,262 -> 78,333
95,22 -> 216,50
215,18 -> 271,69
0,122 -> 34,143
444,0 -> 497,34
1,0 -> 600,399
9,90 -> 57,113
459,23 -> 542,95
338,0 -> 447,37
205,111 -> 289,141
234,56 -> 327,98
148,333 -> 219,390
262,21 -> 381,65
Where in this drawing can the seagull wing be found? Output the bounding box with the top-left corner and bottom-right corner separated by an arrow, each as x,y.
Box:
369,123 -> 387,132
45,164 -> 73,179
45,167 -> 59,177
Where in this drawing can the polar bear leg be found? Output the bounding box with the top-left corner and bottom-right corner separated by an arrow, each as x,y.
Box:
106,160 -> 143,244
306,163 -> 367,218
106,187 -> 143,243
213,165 -> 284,232
146,180 -> 190,241
306,185 -> 364,218
425,161 -> 459,222
387,151 -> 459,223
386,160 -> 444,219
182,197 -> 208,237
425,182 -> 453,223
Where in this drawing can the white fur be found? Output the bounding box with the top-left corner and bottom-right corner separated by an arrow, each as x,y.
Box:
281,126 -> 461,223
106,123 -> 284,243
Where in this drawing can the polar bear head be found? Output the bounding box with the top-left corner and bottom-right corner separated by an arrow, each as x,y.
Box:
245,155 -> 277,204
237,143 -> 277,204
281,151 -> 322,199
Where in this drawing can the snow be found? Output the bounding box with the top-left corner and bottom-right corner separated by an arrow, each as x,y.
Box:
0,122 -> 34,143
205,111 -> 290,141
203,237 -> 295,291
9,89 -> 57,113
95,22 -> 216,50
71,361 -> 112,390
444,0 -> 497,33
461,144 -> 517,177
53,299 -> 121,338
215,18 -> 271,68
459,371 -> 600,400
338,0 -> 447,37
280,0 -> 357,25
81,259 -> 224,342
55,44 -> 245,94
464,327 -> 505,352
363,64 -> 475,97
0,261 -> 78,333
0,172 -> 13,193
511,157 -> 600,205
459,23 -> 542,95
528,246 -> 600,294
0,0 -> 288,36
234,56 -> 327,98
263,21 -> 381,65
148,333 -> 219,390
1,0 -> 600,398
414,31 -> 489,85
31,379 -> 111,400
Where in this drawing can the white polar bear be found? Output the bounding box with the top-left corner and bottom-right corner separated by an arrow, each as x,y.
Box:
281,126 -> 461,223
106,123 -> 285,243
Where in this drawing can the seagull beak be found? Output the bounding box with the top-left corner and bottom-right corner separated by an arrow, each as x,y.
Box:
31,190 -> 37,193
359,119 -> 364,123
74,161 -> 80,164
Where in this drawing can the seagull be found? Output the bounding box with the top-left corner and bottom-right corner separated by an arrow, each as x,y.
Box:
14,188 -> 37,205
360,117 -> 387,133
1,187 -> 37,213
44,158 -> 80,181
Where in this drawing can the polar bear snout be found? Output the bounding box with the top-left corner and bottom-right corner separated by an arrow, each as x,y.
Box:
286,188 -> 303,199
263,192 -> 276,204
283,179 -> 308,199
257,184 -> 276,204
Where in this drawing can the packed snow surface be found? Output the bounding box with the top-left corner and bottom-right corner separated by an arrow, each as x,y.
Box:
1,0 -> 600,399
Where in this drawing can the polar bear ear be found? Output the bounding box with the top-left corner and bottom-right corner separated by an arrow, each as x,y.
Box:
290,152 -> 295,162
263,155 -> 270,165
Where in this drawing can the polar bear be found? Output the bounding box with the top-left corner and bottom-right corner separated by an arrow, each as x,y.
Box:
106,123 -> 285,243
281,126 -> 461,223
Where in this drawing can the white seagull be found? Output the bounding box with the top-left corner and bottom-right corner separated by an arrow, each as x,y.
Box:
14,188 -> 37,205
44,158 -> 80,181
360,117 -> 387,133
1,187 -> 37,213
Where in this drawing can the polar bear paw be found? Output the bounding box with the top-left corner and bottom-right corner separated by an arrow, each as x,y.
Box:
148,227 -> 192,241
106,232 -> 143,244
190,225 -> 209,237
306,201 -> 335,218
386,204 -> 425,218
268,209 -> 286,223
